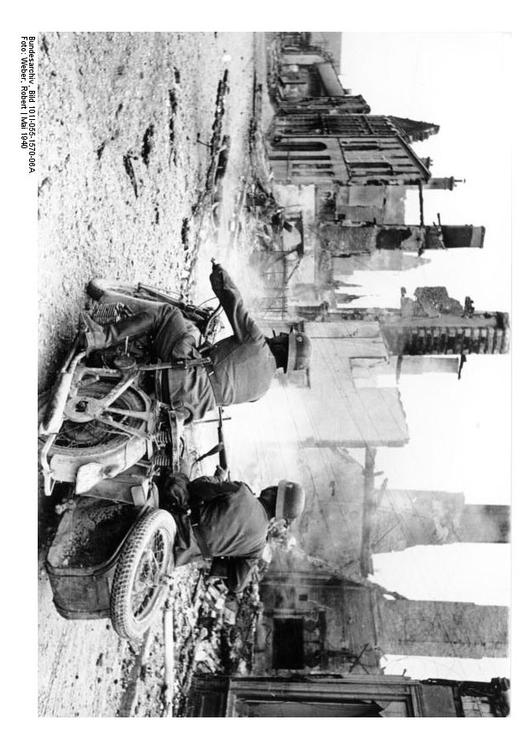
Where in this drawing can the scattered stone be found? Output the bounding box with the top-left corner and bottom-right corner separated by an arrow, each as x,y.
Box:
41,35 -> 50,58
123,154 -> 139,198
142,124 -> 155,166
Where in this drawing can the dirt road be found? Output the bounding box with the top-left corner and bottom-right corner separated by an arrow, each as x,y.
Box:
38,31 -> 262,388
38,31 -> 265,717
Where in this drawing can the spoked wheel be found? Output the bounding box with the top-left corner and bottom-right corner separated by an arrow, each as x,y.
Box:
38,379 -> 151,488
54,381 -> 146,452
43,379 -> 149,458
110,508 -> 176,641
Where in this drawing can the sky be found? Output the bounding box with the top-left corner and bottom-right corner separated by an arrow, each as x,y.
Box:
340,32 -> 510,309
340,33 -> 511,682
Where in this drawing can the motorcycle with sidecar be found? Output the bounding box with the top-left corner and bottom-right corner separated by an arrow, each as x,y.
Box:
39,278 -> 222,640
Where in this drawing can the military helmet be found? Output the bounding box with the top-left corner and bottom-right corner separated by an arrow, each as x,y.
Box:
286,330 -> 312,373
275,480 -> 306,522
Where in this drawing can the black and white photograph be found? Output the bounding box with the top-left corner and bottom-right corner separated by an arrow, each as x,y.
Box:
10,17 -> 518,726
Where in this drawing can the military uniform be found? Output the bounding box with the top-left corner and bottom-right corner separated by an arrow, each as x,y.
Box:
100,264 -> 277,420
170,474 -> 270,593
165,264 -> 277,419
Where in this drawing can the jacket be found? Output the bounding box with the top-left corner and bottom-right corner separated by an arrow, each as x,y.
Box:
188,475 -> 270,592
166,265 -> 277,419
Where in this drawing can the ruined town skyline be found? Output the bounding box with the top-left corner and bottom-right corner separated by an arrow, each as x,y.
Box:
241,31 -> 511,685
340,32 -> 510,311
338,32 -> 511,684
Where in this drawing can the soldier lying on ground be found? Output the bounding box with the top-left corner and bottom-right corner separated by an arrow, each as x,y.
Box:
163,469 -> 305,593
80,262 -> 311,421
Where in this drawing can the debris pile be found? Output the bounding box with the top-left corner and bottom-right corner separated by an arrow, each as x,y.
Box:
265,35 -> 283,105
185,70 -> 232,292
224,83 -> 304,318
174,569 -> 263,715
120,564 -> 204,717
121,557 -> 265,716
196,575 -> 262,674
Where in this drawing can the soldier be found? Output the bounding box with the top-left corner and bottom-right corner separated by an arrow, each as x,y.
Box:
164,470 -> 306,593
80,262 -> 311,421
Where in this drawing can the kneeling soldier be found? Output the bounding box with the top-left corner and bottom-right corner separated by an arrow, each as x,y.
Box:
164,471 -> 305,593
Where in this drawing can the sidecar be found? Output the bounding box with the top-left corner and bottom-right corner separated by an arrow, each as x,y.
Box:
45,477 -> 176,641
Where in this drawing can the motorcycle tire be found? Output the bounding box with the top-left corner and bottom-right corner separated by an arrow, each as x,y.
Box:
110,507 -> 176,641
41,380 -> 150,459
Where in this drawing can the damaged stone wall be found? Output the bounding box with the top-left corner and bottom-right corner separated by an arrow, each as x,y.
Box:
371,490 -> 510,553
374,599 -> 509,659
254,549 -> 382,676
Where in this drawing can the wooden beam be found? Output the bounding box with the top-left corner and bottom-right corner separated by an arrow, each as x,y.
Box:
418,180 -> 425,227
360,447 -> 377,577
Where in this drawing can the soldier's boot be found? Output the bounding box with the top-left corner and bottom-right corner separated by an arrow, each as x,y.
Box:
79,311 -> 155,352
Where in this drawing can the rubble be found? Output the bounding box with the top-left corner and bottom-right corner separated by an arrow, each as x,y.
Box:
185,70 -> 232,294
123,565 -> 264,716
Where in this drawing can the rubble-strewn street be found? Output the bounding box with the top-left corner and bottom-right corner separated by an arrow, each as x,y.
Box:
38,32 -> 264,389
38,31 -> 267,718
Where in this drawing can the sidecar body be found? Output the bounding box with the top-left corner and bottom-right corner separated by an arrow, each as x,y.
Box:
46,496 -> 144,620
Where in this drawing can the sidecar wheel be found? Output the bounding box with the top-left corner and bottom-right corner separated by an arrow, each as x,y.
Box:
110,508 -> 176,641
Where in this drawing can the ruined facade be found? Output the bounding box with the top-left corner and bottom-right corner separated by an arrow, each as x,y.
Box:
319,221 -> 485,257
254,559 -> 508,673
186,673 -> 509,717
276,95 -> 370,116
382,313 -> 510,356
268,114 -> 431,187
269,32 -> 346,102
371,491 -> 510,553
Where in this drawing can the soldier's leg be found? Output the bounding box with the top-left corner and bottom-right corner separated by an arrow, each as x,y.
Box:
150,306 -> 200,361
81,305 -> 198,355
174,539 -> 203,567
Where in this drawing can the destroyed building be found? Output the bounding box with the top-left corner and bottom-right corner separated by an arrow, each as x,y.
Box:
186,673 -> 509,717
186,539 -> 508,716
261,32 -> 487,303
268,32 -> 347,102
371,490 -> 510,553
262,109 -> 438,296
268,112 -> 431,188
